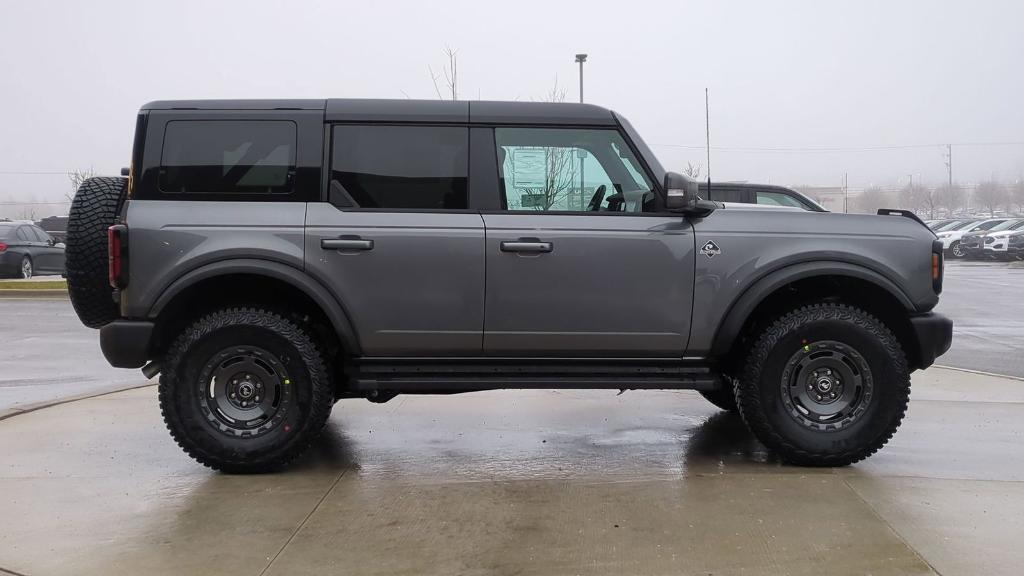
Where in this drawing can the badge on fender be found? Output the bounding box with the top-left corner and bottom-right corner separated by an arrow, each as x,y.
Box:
701,240 -> 722,258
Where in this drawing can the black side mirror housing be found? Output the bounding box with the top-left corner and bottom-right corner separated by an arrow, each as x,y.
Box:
664,172 -> 717,216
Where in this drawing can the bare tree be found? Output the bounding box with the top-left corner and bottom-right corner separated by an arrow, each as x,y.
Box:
682,162 -> 702,179
897,183 -> 928,215
17,205 -> 38,221
917,186 -> 938,219
973,181 -> 1007,216
854,186 -> 891,214
934,182 -> 965,216
429,46 -> 458,100
1009,180 -> 1024,214
67,167 -> 96,202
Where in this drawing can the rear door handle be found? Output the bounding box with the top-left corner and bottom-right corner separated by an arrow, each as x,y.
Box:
500,240 -> 553,254
321,237 -> 374,251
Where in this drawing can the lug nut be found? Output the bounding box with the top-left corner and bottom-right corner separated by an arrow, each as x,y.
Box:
830,393 -> 836,399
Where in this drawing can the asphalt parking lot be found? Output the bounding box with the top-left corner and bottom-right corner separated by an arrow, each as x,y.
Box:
1,261 -> 1023,575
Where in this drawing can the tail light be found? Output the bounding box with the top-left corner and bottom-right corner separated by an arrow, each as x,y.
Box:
0,242 -> 7,253
931,239 -> 944,294
108,225 -> 128,289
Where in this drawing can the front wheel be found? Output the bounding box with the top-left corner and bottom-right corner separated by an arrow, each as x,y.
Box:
735,303 -> 909,466
159,308 -> 334,473
949,240 -> 965,259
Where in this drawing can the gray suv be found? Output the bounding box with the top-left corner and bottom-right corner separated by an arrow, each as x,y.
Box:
65,99 -> 952,472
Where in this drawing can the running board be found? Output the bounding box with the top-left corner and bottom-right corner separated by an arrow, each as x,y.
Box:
346,359 -> 721,394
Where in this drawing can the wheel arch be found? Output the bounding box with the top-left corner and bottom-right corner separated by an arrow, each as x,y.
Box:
148,259 -> 361,357
710,261 -> 923,370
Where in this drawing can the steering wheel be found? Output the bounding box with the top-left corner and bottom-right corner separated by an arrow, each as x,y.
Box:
587,185 -> 607,212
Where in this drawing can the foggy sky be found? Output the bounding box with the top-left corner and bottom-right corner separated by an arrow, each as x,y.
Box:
1,0 -> 1022,218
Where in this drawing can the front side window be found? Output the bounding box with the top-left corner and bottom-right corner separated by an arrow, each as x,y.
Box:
159,120 -> 296,194
330,125 -> 468,210
495,128 -> 655,213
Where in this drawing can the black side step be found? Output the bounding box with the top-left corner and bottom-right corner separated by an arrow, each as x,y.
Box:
346,359 -> 721,394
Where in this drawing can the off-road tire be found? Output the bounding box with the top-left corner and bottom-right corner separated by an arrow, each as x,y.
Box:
735,303 -> 910,467
159,308 -> 334,473
65,176 -> 127,328
699,385 -> 738,412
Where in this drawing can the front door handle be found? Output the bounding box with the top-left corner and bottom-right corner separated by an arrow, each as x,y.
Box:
500,240 -> 553,254
321,237 -> 374,251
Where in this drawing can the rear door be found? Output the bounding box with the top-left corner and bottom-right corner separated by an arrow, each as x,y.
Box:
305,124 -> 485,356
28,227 -> 63,273
480,126 -> 695,356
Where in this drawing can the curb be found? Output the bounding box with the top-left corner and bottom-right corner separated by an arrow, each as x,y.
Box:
0,289 -> 69,299
0,382 -> 155,423
0,279 -> 67,290
932,364 -> 1024,382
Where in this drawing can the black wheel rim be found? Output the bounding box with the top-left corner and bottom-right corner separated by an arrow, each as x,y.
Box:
197,345 -> 294,438
780,340 -> 873,431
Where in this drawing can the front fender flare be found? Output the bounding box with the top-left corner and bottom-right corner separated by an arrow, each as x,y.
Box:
708,261 -> 915,359
149,258 -> 361,355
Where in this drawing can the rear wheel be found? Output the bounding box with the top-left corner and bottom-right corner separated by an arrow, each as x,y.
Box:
159,308 -> 334,473
65,176 -> 127,328
735,303 -> 909,466
20,256 -> 32,279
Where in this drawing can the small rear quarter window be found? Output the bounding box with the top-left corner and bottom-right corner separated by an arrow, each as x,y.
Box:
159,120 -> 296,195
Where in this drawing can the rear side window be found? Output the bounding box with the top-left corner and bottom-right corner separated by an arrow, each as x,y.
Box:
16,227 -> 33,241
159,120 -> 296,194
330,125 -> 468,210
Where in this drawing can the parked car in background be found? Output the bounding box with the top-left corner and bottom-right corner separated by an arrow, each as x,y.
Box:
959,218 -> 1024,259
926,218 -> 960,230
699,183 -> 827,212
936,218 -> 1013,258
979,220 -> 1024,259
1007,230 -> 1024,260
933,219 -> 978,232
0,222 -> 66,278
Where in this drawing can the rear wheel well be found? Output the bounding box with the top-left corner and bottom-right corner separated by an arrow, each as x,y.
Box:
722,275 -> 919,373
151,274 -> 342,370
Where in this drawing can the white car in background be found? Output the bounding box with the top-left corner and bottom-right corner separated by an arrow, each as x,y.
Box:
936,218 -> 1013,258
983,219 -> 1024,258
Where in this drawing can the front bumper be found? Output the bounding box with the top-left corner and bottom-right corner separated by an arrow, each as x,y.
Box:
100,320 -> 155,369
909,312 -> 953,370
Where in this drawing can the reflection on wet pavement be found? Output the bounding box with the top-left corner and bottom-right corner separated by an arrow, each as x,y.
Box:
1,368 -> 1022,575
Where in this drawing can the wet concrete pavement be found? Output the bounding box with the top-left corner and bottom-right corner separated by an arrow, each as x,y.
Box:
936,260 -> 1024,378
2,367 -> 1023,576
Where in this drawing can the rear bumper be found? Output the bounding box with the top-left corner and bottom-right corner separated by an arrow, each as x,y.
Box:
100,320 -> 155,369
909,312 -> 953,370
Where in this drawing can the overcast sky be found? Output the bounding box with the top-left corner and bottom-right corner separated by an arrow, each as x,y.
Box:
1,0 -> 1022,218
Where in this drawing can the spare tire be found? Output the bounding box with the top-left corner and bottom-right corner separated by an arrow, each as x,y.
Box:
66,176 -> 127,328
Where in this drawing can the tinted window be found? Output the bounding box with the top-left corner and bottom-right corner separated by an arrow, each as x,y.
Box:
0,224 -> 15,239
330,125 -> 468,210
31,227 -> 52,243
159,120 -> 296,194
972,220 -> 1006,231
16,227 -> 33,241
494,127 -> 654,213
703,187 -> 749,203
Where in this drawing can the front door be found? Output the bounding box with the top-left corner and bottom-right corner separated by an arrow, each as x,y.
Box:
305,124 -> 485,356
482,127 -> 695,356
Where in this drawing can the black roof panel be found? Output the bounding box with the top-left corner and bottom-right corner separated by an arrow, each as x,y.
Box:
326,99 -> 468,123
141,99 -> 326,111
469,101 -> 615,125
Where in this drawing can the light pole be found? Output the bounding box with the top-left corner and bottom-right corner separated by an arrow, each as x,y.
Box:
574,53 -> 587,103
574,53 -> 588,208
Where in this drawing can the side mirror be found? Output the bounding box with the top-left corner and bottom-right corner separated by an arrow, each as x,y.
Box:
664,171 -> 699,211
55,242 -> 66,249
664,171 -> 717,216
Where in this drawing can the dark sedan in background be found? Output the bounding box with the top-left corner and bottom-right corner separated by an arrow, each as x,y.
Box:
699,182 -> 827,212
0,222 -> 66,278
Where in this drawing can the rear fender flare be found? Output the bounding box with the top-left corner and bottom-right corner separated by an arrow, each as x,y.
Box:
149,259 -> 361,354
